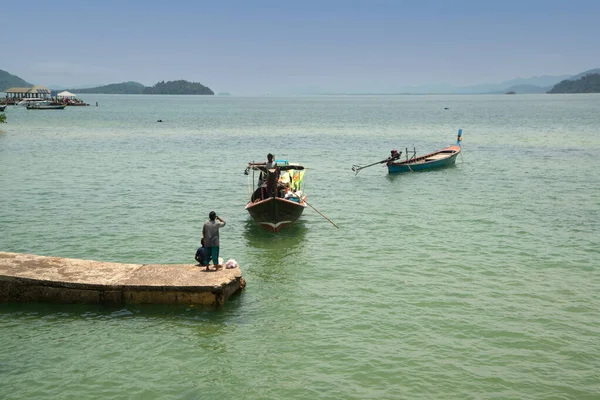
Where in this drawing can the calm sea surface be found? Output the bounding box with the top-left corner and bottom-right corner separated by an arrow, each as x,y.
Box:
1,94 -> 599,399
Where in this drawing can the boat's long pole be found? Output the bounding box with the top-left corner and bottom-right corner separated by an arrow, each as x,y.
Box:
457,129 -> 464,163
352,154 -> 400,175
305,200 -> 339,229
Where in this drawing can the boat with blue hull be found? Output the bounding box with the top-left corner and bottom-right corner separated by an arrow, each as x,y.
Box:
352,129 -> 463,175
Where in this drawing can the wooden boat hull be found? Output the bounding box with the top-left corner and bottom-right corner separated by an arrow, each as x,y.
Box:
387,145 -> 460,173
245,197 -> 307,232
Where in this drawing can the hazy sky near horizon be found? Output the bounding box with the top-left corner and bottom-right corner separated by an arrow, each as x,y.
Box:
3,0 -> 599,94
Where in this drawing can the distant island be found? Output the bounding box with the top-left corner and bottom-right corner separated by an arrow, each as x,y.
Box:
0,69 -> 215,95
3,67 -> 600,95
68,80 -> 214,95
547,73 -> 600,94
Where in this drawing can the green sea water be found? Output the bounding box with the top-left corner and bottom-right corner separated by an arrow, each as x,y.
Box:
1,94 -> 599,399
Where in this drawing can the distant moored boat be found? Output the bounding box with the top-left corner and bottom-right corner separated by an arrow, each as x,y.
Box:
352,129 -> 463,174
386,129 -> 463,173
26,101 -> 67,110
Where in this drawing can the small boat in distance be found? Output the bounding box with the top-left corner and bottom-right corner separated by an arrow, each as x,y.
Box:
26,101 -> 67,110
17,98 -> 49,107
0,105 -> 6,112
352,129 -> 463,174
387,129 -> 462,173
244,160 -> 307,232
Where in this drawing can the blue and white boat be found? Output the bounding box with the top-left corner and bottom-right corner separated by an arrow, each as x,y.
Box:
386,129 -> 463,173
352,129 -> 463,175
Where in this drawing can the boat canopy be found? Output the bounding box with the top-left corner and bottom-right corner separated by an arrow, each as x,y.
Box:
277,164 -> 304,171
246,162 -> 305,171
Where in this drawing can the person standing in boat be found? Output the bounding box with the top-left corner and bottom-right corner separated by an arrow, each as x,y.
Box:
265,153 -> 277,170
266,153 -> 281,197
257,153 -> 277,200
259,153 -> 277,183
202,211 -> 226,271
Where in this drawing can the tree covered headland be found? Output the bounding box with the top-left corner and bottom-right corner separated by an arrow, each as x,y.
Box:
71,81 -> 145,94
0,69 -> 33,92
69,80 -> 214,95
548,73 -> 600,93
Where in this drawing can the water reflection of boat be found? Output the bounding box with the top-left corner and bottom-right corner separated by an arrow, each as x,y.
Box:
243,219 -> 307,249
243,219 -> 307,256
243,220 -> 308,278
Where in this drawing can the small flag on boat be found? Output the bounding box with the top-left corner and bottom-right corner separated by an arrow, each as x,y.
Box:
291,170 -> 305,191
456,129 -> 463,146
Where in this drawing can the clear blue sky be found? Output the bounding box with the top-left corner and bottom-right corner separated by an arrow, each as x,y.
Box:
4,0 -> 599,94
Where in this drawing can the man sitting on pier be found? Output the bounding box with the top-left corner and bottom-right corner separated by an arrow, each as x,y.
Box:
195,239 -> 207,267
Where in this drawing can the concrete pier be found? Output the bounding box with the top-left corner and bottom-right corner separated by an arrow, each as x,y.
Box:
0,252 -> 245,306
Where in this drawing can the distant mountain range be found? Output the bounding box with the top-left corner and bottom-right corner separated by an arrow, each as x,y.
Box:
69,80 -> 215,95
0,71 -> 213,95
567,68 -> 600,81
2,68 -> 600,95
67,80 -> 214,95
287,68 -> 600,95
396,74 -> 572,95
548,72 -> 600,93
69,81 -> 146,94
502,68 -> 600,94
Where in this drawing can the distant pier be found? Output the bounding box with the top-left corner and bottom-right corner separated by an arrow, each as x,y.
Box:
0,252 -> 245,306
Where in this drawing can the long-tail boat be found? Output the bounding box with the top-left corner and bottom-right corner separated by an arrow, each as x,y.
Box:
26,101 -> 67,110
352,129 -> 463,174
244,160 -> 307,232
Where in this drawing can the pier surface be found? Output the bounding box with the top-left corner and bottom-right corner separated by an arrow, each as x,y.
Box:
0,252 -> 245,306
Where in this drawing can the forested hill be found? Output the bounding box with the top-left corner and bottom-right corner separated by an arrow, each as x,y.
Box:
548,73 -> 600,93
144,80 -> 214,95
70,81 -> 145,94
0,69 -> 33,92
69,80 -> 214,95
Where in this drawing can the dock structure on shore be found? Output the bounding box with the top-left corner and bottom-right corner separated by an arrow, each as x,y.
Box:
0,252 -> 245,306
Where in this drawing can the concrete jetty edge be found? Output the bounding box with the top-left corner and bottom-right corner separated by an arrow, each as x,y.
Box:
0,252 -> 246,306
